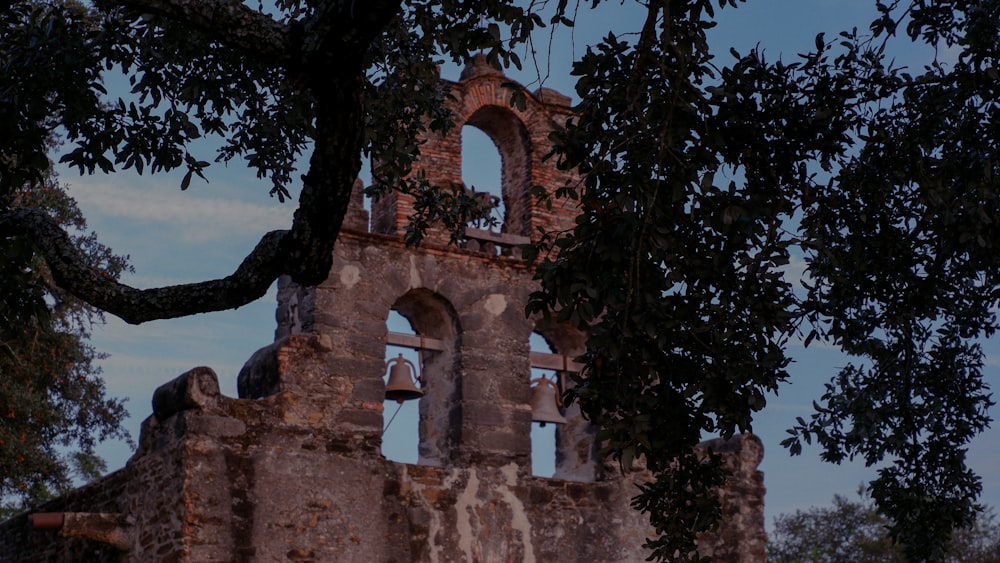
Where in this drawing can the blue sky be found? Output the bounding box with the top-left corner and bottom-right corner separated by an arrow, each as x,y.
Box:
54,0 -> 1000,529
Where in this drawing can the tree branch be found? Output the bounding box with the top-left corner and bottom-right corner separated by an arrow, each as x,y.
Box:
300,0 -> 402,62
1,208 -> 288,324
275,0 -> 403,284
97,0 -> 291,63
1,1 -> 408,324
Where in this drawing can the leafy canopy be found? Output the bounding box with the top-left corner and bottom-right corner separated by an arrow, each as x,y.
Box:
1,163 -> 130,516
769,490 -> 1000,562
2,0 -> 1000,560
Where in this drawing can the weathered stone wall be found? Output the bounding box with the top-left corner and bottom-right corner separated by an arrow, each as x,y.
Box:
696,435 -> 768,562
0,469 -> 127,561
0,58 -> 767,562
1,363 -> 761,562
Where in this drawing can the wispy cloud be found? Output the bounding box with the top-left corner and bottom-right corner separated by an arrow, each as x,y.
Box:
97,352 -> 205,385
64,176 -> 295,243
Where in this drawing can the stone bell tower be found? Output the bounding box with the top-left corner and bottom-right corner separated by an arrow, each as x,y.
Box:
0,57 -> 766,562
270,54 -> 600,478
255,54 -> 767,560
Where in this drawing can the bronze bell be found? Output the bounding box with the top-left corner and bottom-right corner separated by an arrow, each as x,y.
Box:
530,377 -> 567,426
385,354 -> 423,404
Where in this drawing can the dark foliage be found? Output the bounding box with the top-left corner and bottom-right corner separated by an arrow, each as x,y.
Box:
2,0 -> 999,560
1,166 -> 130,515
770,491 -> 1000,562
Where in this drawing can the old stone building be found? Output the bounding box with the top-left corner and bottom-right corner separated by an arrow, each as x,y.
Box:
0,58 -> 766,562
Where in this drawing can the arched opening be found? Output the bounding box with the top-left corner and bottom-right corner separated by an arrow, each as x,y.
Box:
383,290 -> 462,467
461,125 -> 504,231
531,320 -> 599,482
382,310 -> 420,464
462,105 -> 533,237
529,331 -> 560,478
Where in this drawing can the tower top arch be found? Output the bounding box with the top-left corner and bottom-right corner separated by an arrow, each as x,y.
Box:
370,55 -> 581,246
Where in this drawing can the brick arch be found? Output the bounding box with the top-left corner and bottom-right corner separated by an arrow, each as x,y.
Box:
369,57 -> 581,243
531,319 -> 586,359
390,288 -> 463,466
461,104 -> 533,236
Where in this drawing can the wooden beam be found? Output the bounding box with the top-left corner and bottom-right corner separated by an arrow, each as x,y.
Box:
387,332 -> 582,371
386,331 -> 446,351
529,351 -> 583,372
464,227 -> 531,246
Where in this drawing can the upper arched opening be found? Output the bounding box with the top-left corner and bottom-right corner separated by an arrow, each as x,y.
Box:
462,125 -> 504,230
463,105 -> 533,237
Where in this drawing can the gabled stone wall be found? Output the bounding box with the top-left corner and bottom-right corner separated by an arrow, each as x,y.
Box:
370,54 -> 580,242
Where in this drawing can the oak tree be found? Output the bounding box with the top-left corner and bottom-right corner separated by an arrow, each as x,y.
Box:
2,0 -> 999,560
1,162 -> 130,515
769,491 -> 1000,562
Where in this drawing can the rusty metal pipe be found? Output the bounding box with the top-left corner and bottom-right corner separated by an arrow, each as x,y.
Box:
28,513 -> 64,530
28,512 -> 132,551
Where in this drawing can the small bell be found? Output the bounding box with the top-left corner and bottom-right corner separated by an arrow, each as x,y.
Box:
530,377 -> 567,426
385,354 -> 423,404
